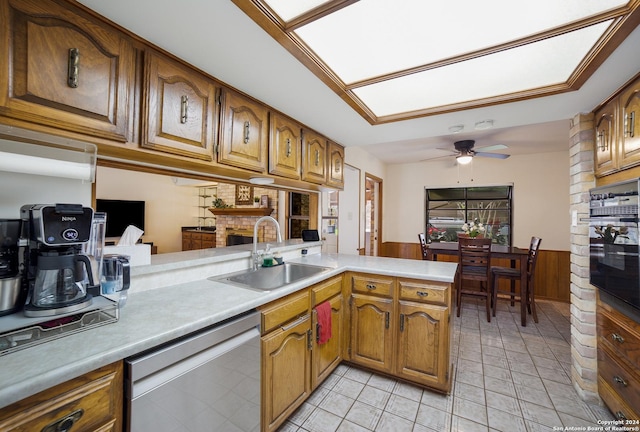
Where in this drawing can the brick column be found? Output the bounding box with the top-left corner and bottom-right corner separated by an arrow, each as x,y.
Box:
569,113 -> 599,403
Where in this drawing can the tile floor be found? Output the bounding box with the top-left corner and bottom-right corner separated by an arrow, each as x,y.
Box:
277,299 -> 615,432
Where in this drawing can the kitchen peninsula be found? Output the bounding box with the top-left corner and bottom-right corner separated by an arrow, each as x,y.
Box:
0,241 -> 457,431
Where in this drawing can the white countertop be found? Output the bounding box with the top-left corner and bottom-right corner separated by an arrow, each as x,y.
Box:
0,251 -> 457,409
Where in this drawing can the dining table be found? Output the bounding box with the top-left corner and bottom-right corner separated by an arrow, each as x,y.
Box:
425,242 -> 531,326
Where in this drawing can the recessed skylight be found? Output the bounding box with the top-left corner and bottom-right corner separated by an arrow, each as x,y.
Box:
233,0 -> 639,124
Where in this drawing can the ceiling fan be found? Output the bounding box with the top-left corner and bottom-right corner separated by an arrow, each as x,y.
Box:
428,140 -> 511,164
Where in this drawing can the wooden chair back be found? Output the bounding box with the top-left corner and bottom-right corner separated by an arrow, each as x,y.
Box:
458,237 -> 492,282
418,233 -> 429,260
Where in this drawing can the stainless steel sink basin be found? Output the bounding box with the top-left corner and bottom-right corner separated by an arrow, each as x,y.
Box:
212,262 -> 331,291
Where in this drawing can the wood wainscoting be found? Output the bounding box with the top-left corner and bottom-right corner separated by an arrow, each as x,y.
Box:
380,242 -> 570,303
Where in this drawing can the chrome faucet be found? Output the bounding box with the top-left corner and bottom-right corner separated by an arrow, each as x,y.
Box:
253,216 -> 283,270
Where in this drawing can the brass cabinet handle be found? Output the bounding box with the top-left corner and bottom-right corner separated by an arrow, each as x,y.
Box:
400,313 -> 405,332
42,408 -> 84,432
615,411 -> 627,420
180,95 -> 189,124
67,48 -> 79,88
286,138 -> 292,157
307,329 -> 312,350
597,130 -> 607,151
625,111 -> 635,138
385,311 -> 389,329
611,333 -> 625,343
244,121 -> 251,144
281,315 -> 306,331
613,375 -> 628,387
315,149 -> 320,166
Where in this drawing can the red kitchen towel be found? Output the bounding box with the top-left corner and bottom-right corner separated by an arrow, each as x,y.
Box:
315,301 -> 332,345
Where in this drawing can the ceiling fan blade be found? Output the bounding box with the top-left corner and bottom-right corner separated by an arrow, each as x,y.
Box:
420,154 -> 455,162
475,152 -> 510,159
475,144 -> 507,152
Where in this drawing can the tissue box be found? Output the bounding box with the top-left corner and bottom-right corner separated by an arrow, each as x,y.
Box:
103,244 -> 151,266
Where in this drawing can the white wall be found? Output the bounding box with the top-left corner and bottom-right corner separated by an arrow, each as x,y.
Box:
344,146 -> 386,250
0,172 -> 91,219
96,167 -> 200,253
384,151 -> 570,250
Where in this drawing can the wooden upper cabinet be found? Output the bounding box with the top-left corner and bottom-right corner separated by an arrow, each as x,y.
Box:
302,129 -> 327,184
619,76 -> 640,169
0,0 -> 135,142
269,112 -> 301,179
142,51 -> 218,160
219,90 -> 269,172
594,99 -> 617,177
327,141 -> 345,189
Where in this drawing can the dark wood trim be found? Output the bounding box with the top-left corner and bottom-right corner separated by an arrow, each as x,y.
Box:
380,241 -> 570,302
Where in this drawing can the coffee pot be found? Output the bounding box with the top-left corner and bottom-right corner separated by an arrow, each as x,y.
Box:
21,204 -> 97,317
101,254 -> 130,307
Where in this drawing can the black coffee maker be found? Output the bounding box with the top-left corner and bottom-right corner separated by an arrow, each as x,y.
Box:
21,204 -> 97,317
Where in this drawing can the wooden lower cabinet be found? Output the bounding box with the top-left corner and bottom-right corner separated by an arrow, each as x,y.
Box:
597,297 -> 640,420
346,273 -> 453,393
182,230 -> 216,251
350,293 -> 394,374
0,362 -> 123,432
311,276 -> 345,389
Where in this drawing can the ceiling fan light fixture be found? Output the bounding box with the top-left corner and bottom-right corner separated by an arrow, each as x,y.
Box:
456,153 -> 473,165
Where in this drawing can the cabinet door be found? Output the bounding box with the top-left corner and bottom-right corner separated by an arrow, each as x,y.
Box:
269,112 -> 301,179
594,99 -> 617,176
219,90 -> 269,172
350,293 -> 394,374
262,315 -> 311,432
396,301 -> 450,390
619,77 -> 640,169
302,129 -> 327,184
0,0 -> 135,142
326,141 -> 345,189
181,232 -> 192,251
312,293 -> 343,389
142,51 -> 218,160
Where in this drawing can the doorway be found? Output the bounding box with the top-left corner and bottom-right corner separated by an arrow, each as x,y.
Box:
365,174 -> 382,256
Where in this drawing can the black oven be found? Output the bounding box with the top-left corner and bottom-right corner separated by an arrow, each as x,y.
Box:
589,179 -> 640,312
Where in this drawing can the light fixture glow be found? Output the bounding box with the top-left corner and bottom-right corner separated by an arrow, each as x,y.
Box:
249,176 -> 275,185
456,153 -> 473,165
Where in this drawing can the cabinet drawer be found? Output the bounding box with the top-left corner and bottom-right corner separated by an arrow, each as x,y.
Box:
598,374 -> 639,421
260,289 -> 309,334
597,305 -> 640,367
350,274 -> 394,297
0,362 -> 122,432
311,275 -> 343,305
598,347 -> 640,413
398,279 -> 449,306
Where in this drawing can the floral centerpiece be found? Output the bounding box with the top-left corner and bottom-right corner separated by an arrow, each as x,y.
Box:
461,219 -> 486,238
595,224 -> 628,244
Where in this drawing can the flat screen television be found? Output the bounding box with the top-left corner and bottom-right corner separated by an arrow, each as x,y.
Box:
95,199 -> 145,238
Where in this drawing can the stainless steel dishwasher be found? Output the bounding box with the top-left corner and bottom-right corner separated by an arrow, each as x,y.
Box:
125,311 -> 261,432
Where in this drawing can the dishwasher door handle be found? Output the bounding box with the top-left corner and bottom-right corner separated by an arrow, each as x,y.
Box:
129,326 -> 259,400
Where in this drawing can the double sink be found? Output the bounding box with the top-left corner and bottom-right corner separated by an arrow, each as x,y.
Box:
211,262 -> 332,291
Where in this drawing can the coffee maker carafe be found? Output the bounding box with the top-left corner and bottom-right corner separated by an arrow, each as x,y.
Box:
21,204 -> 97,317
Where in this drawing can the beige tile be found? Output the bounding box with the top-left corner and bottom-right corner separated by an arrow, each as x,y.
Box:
421,389 -> 454,412
486,407 -> 527,432
335,420 -> 370,432
511,371 -> 545,390
384,394 -> 419,422
319,391 -> 355,417
277,420 -> 300,431
333,377 -> 365,400
289,402 -> 315,426
558,412 -> 600,428
344,368 -> 372,384
345,401 -> 382,430
485,390 -> 522,416
455,381 -> 486,405
458,357 -> 484,374
530,355 -> 561,370
451,415 -> 489,432
548,393 -> 597,422
453,398 -> 488,426
484,376 -> 516,398
392,381 -> 423,402
483,364 -> 511,381
374,411 -> 414,432
513,384 -> 554,409
457,369 -> 485,388
356,386 -> 390,410
367,374 -> 396,393
416,403 -> 451,430
519,401 -> 563,428
307,385 -> 331,406
483,346 -> 507,359
536,366 -> 571,385
301,408 -> 343,432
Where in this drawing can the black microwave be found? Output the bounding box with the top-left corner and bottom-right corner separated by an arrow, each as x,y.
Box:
589,179 -> 640,312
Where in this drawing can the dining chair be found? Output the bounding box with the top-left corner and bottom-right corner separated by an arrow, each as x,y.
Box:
456,237 -> 493,322
491,237 -> 542,324
418,233 -> 429,260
